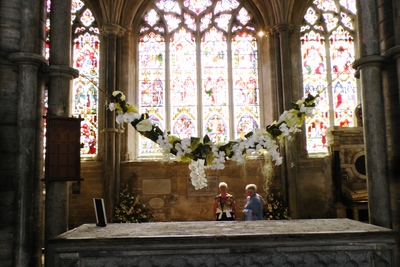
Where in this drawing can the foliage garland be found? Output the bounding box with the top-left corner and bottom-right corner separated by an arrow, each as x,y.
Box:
108,91 -> 319,190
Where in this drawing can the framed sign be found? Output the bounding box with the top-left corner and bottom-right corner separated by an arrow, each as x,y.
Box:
93,198 -> 107,227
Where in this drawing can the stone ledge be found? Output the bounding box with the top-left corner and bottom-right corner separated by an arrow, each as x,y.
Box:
47,219 -> 398,267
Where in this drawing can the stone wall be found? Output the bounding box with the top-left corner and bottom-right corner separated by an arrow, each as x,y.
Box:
68,161 -> 104,229
297,156 -> 334,219
68,156 -> 335,226
120,159 -> 271,222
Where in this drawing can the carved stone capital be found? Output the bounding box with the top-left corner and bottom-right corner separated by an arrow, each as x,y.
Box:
352,55 -> 387,70
274,23 -> 294,35
101,23 -> 125,37
265,26 -> 277,37
8,52 -> 47,68
47,65 -> 79,79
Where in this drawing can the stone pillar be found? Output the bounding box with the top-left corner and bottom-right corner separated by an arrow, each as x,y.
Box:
8,52 -> 47,267
353,0 -> 391,228
384,0 -> 400,260
267,27 -> 283,118
274,23 -> 299,218
44,1 -> 78,267
7,0 -> 47,266
101,23 -> 123,221
274,24 -> 294,110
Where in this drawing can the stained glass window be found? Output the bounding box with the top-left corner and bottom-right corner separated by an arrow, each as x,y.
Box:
138,0 -> 260,156
45,0 -> 100,156
301,0 -> 357,152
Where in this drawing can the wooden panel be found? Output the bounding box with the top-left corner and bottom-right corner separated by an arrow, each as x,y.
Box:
45,117 -> 82,182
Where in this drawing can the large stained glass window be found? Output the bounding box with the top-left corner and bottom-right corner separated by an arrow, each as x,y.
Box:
138,0 -> 260,156
45,0 -> 100,156
301,0 -> 357,152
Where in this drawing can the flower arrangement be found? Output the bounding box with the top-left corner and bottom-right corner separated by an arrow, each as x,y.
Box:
113,183 -> 155,223
265,192 -> 290,220
108,91 -> 319,190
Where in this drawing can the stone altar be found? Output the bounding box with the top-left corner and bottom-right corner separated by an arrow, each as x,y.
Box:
46,219 -> 397,266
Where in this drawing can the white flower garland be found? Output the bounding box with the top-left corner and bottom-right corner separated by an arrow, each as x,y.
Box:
109,91 -> 319,190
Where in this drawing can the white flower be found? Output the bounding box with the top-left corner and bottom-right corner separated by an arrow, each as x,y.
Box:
279,123 -> 290,136
156,133 -> 173,152
231,143 -> 245,163
268,146 -> 282,165
210,146 -> 226,170
296,98 -> 306,107
300,105 -> 315,117
245,148 -> 255,155
136,119 -> 153,132
109,103 -> 116,111
123,112 -> 140,123
116,114 -> 125,124
189,159 -> 208,190
181,138 -> 191,151
174,143 -> 185,157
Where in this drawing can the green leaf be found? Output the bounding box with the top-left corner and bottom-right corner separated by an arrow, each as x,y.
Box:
203,134 -> 211,144
266,124 -> 282,138
244,131 -> 253,139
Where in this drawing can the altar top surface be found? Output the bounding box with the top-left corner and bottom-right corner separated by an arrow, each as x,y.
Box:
53,218 -> 393,241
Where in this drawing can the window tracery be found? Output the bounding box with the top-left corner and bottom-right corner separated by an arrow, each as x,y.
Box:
45,0 -> 100,156
138,0 -> 260,156
301,0 -> 357,152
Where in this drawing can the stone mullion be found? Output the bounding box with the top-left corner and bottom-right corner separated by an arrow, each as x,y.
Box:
353,0 -> 391,228
44,1 -> 78,267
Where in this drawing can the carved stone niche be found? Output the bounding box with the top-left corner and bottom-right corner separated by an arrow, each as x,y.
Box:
327,127 -> 367,219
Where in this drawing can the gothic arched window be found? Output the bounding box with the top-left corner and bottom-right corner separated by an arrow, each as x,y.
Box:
301,0 -> 357,152
45,0 -> 100,156
138,0 -> 261,156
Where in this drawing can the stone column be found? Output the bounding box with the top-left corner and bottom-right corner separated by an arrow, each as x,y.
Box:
44,1 -> 78,267
353,0 -> 391,228
101,23 -> 123,221
267,27 -> 283,118
8,52 -> 47,267
274,24 -> 294,110
8,0 -> 47,266
387,0 -> 400,238
274,23 -> 299,218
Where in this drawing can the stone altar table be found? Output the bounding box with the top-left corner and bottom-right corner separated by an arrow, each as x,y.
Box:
46,219 -> 397,266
